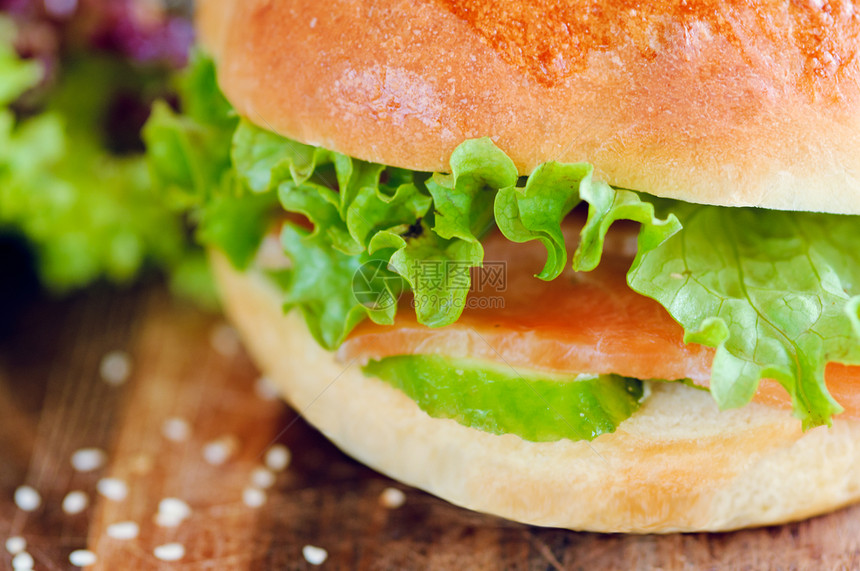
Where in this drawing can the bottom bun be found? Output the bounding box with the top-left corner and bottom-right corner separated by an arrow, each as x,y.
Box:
212,253 -> 860,533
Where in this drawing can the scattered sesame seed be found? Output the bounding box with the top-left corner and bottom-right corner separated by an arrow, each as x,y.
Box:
69,549 -> 97,567
159,497 -> 192,519
5,536 -> 25,555
153,543 -> 186,562
62,491 -> 89,515
161,417 -> 191,442
670,272 -> 685,280
302,545 -> 328,566
14,486 -> 41,512
96,478 -> 128,501
100,350 -> 132,385
106,521 -> 140,540
309,16 -> 318,28
250,467 -> 276,489
379,487 -> 406,509
242,487 -> 266,508
155,497 -> 191,527
210,323 -> 240,357
264,444 -> 291,472
71,448 -> 107,472
154,512 -> 180,527
203,435 -> 239,466
254,376 -> 279,401
11,551 -> 34,570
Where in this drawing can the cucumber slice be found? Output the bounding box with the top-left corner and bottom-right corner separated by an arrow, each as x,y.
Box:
363,355 -> 644,442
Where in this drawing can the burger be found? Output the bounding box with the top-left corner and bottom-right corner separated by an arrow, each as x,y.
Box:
145,0 -> 860,532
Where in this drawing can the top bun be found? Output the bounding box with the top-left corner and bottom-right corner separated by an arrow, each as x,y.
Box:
197,0 -> 860,214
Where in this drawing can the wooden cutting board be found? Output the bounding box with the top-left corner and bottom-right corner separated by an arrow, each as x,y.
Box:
2,282 -> 860,570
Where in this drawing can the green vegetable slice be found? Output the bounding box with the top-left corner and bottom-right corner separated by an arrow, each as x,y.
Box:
363,355 -> 644,442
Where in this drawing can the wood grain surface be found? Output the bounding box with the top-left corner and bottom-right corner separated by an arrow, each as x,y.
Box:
2,283 -> 860,570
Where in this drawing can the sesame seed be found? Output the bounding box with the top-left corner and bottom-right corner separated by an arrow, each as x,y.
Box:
250,467 -> 276,489
100,350 -> 132,385
71,448 -> 107,472
155,498 -> 191,527
153,543 -> 186,562
96,478 -> 128,501
203,435 -> 239,466
5,536 -> 25,555
379,487 -> 406,509
254,376 -> 279,401
242,487 -> 266,508
309,17 -> 318,28
11,551 -> 34,570
302,545 -> 328,566
62,491 -> 89,515
210,323 -> 240,357
155,512 -> 181,527
161,417 -> 191,442
14,486 -> 41,512
106,521 -> 140,540
264,445 -> 291,472
69,549 -> 98,567
158,497 -> 191,519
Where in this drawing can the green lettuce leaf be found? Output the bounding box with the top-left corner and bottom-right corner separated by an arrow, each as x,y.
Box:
235,120 -> 489,330
495,162 -> 682,279
370,220 -> 482,327
232,118 -> 323,192
364,355 -> 644,442
427,138 -> 517,243
279,224 -> 401,349
494,162 -> 588,279
144,53 -> 262,270
278,180 -> 361,254
198,177 -> 279,269
346,183 -> 431,249
627,205 -> 860,428
144,100 -> 233,204
574,188 -> 682,272
143,53 -> 236,208
388,139 -> 519,324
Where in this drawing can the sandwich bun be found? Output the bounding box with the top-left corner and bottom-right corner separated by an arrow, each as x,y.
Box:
212,253 -> 860,533
197,0 -> 860,213
198,0 -> 860,532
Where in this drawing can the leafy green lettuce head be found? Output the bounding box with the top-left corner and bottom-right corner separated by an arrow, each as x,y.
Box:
0,17 -> 210,303
144,53 -> 860,430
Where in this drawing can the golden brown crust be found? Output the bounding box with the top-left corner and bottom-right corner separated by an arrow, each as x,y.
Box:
213,253 -> 860,533
197,0 -> 860,213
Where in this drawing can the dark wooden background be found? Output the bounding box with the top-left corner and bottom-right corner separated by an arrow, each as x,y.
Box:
2,279 -> 860,570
